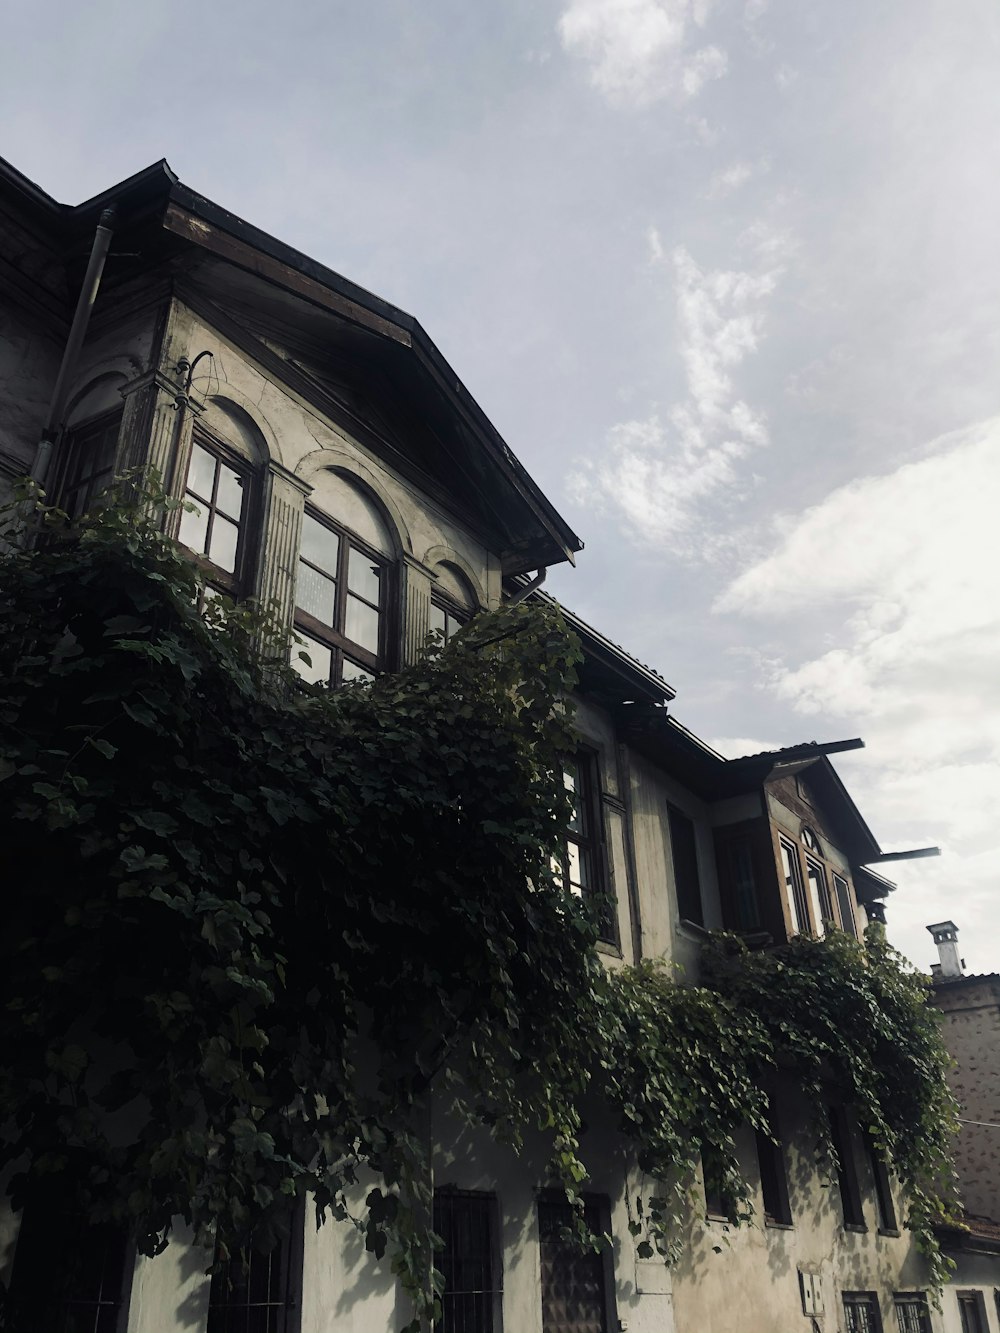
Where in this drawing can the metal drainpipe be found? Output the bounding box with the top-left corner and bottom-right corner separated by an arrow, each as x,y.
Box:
507,567 -> 547,604
29,206 -> 118,488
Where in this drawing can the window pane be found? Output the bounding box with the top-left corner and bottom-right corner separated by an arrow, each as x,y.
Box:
347,546 -> 381,604
296,563 -> 337,626
187,442 -> 216,500
216,463 -> 245,521
179,500 -> 209,556
301,513 -> 339,575
668,805 -> 703,927
345,595 -> 380,655
292,635 -> 332,685
564,765 -> 584,834
567,841 -> 590,894
428,602 -> 447,639
342,658 -> 374,684
209,514 -> 240,574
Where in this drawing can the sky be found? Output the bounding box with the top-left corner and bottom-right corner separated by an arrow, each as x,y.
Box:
3,0 -> 998,973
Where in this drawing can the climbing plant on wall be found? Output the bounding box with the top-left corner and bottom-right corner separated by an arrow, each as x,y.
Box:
0,486 -> 958,1327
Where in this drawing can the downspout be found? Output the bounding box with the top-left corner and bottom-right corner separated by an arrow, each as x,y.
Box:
507,567 -> 546,604
29,206 -> 117,488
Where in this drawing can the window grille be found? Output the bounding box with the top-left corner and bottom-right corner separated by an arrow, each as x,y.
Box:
4,1201 -> 131,1333
894,1293 -> 931,1333
843,1292 -> 883,1333
538,1197 -> 610,1333
207,1234 -> 299,1333
433,1191 -> 499,1333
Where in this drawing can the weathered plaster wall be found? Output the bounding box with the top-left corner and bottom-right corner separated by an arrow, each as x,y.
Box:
672,1084 -> 928,1333
934,976 -> 1000,1221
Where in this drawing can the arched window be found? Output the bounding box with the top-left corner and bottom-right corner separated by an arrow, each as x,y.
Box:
177,426 -> 257,599
429,562 -> 477,644
292,471 -> 396,686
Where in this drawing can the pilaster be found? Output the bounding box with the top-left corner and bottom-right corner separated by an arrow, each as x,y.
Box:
256,461 -> 311,643
401,553 -> 436,666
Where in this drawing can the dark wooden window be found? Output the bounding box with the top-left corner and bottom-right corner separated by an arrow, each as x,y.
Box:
958,1292 -> 988,1333
728,836 -> 761,930
755,1119 -> 792,1225
207,1230 -> 300,1333
702,1154 -> 734,1222
429,596 -> 468,645
538,1196 -> 611,1333
293,507 -> 390,687
829,1106 -> 865,1228
433,1191 -> 499,1333
867,1138 -> 897,1232
779,838 -> 810,936
4,1201 -> 132,1332
834,873 -> 858,937
57,412 -> 121,519
557,753 -> 615,942
894,1294 -> 931,1333
805,856 -> 835,934
178,436 -> 254,597
844,1293 -> 883,1333
668,805 -> 703,927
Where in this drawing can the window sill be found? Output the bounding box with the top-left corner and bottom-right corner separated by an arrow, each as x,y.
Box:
843,1223 -> 869,1234
596,939 -> 623,960
877,1228 -> 901,1238
764,1220 -> 794,1231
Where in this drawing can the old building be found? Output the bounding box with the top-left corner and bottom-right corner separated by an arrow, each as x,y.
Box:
926,923 -> 1000,1332
0,153 -> 978,1333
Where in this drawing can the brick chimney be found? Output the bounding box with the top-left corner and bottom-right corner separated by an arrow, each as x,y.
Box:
927,920 -> 964,979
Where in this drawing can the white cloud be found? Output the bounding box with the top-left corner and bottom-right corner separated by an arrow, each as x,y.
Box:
705,159 -> 755,198
557,0 -> 728,108
715,418 -> 1000,970
571,236 -> 783,549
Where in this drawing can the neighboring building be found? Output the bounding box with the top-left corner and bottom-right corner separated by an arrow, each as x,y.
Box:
0,153 -> 983,1333
927,923 -> 1000,1331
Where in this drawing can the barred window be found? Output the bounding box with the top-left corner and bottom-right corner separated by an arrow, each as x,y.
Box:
207,1232 -> 300,1333
5,1199 -> 132,1333
894,1293 -> 931,1333
538,1196 -> 611,1333
433,1191 -> 500,1333
843,1292 -> 883,1333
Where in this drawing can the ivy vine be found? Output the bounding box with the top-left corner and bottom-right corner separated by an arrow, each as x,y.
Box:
0,486 -> 958,1327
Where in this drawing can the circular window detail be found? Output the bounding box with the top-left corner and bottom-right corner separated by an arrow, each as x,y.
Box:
802,827 -> 819,852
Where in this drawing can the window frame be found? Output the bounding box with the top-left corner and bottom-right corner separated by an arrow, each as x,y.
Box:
668,803 -> 704,928
755,1113 -> 793,1227
54,408 -> 123,520
557,749 -> 617,944
829,1106 -> 866,1230
538,1192 -> 615,1333
779,836 -> 811,937
207,1211 -> 303,1333
428,592 -> 470,646
293,502 -> 394,686
5,1196 -> 134,1333
178,426 -> 258,600
432,1189 -> 502,1333
843,1292 -> 884,1333
957,1291 -> 988,1333
894,1292 -> 931,1333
